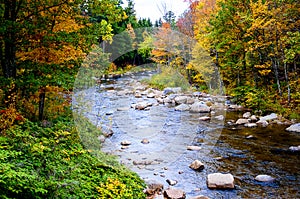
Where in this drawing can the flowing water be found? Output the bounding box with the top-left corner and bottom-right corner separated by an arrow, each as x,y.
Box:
75,70 -> 300,198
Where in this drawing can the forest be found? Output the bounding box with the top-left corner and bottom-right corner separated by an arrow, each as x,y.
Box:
0,0 -> 299,198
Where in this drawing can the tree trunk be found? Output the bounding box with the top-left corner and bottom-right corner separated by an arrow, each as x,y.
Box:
272,58 -> 282,96
38,88 -> 46,121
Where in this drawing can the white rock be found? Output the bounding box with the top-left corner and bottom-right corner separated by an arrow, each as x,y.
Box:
207,173 -> 235,189
199,116 -> 211,121
174,96 -> 188,104
286,123 -> 300,133
215,115 -> 224,121
244,123 -> 258,128
166,179 -> 178,186
121,141 -> 131,146
187,146 -> 202,151
156,98 -> 164,104
163,188 -> 185,199
289,145 -> 300,151
189,160 -> 205,170
147,93 -> 156,98
175,104 -> 190,111
236,118 -> 249,125
258,113 -> 278,122
256,120 -> 269,127
250,115 -> 258,121
186,97 -> 195,104
190,102 -> 211,113
117,107 -> 130,111
255,175 -> 275,182
243,112 -> 251,118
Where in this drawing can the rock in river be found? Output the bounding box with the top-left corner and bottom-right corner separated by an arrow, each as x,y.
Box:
121,140 -> 131,146
190,102 -> 211,113
255,175 -> 275,182
164,188 -> 186,199
189,160 -> 205,171
236,118 -> 249,125
175,104 -> 190,111
207,173 -> 235,189
286,123 -> 300,133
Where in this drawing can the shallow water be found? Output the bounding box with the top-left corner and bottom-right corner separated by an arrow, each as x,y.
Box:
74,70 -> 300,198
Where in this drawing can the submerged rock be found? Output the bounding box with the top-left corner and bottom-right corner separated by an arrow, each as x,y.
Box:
286,123 -> 300,133
255,175 -> 275,182
207,173 -> 235,189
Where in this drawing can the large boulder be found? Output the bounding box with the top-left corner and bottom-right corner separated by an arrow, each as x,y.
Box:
207,173 -> 235,189
286,123 -> 300,133
174,96 -> 188,104
190,102 -> 211,113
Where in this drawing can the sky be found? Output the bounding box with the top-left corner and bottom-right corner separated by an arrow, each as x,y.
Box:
123,0 -> 190,23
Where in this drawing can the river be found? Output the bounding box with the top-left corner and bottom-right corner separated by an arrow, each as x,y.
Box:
74,69 -> 300,198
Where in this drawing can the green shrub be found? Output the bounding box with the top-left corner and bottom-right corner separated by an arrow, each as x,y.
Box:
0,118 -> 146,199
145,66 -> 190,91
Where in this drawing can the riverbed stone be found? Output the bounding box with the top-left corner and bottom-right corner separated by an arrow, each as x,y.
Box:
175,104 -> 190,111
166,179 -> 178,186
289,145 -> 300,151
135,92 -> 142,98
255,175 -> 275,182
147,93 -> 156,98
163,97 -> 173,104
258,113 -> 278,122
190,102 -> 211,113
190,196 -> 210,199
121,140 -> 131,146
186,97 -> 195,104
135,101 -> 152,110
144,181 -> 164,195
250,115 -> 258,122
175,96 -> 188,104
286,123 -> 300,133
244,123 -> 258,128
215,115 -> 224,121
187,146 -> 202,151
189,160 -> 205,171
243,112 -> 251,118
256,120 -> 269,127
236,118 -> 249,125
207,173 -> 235,189
117,107 -> 130,111
163,188 -> 186,199
199,116 -> 211,121
141,138 -> 150,144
